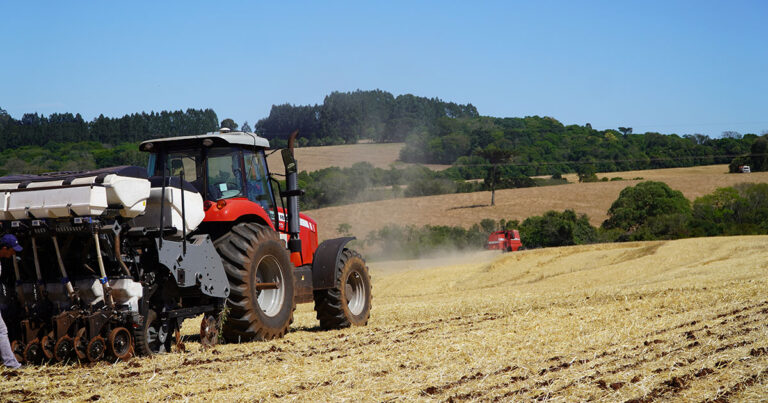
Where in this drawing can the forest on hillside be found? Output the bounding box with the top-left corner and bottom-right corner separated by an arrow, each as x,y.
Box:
0,108 -> 219,148
0,108 -> 219,174
0,90 -> 763,179
255,89 -> 479,146
400,116 -> 762,176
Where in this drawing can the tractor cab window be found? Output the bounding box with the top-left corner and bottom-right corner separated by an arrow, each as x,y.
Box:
206,148 -> 244,200
243,150 -> 275,213
148,149 -> 203,191
167,152 -> 200,182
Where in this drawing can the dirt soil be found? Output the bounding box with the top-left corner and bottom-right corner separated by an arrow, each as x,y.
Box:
3,235 -> 767,401
306,164 -> 768,240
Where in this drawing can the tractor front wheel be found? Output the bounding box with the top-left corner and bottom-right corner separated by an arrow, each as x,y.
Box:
215,223 -> 296,341
314,249 -> 371,329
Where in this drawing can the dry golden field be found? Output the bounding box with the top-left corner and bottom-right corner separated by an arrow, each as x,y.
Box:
2,235 -> 766,401
265,142 -> 450,172
307,165 -> 768,240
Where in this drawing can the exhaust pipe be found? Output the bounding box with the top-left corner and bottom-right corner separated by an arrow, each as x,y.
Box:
282,130 -> 302,256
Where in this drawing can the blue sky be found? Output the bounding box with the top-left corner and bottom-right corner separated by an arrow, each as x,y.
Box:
1,1 -> 766,137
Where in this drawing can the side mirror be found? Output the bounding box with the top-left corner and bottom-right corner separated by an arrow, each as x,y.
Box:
281,148 -> 297,174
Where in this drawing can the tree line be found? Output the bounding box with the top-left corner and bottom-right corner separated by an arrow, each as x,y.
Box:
400,115 -> 762,176
0,107 -> 219,149
256,89 -> 479,146
1,92 -> 765,184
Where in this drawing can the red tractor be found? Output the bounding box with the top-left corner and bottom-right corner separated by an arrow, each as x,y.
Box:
138,129 -> 372,343
486,230 -> 522,252
1,128 -> 372,363
0,129 -> 371,363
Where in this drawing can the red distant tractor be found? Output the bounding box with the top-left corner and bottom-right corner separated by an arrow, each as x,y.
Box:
486,230 -> 522,252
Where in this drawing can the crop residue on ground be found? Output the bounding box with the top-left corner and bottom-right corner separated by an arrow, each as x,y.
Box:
2,235 -> 767,401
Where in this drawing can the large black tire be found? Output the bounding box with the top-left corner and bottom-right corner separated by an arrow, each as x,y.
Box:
215,223 -> 296,341
314,249 -> 372,329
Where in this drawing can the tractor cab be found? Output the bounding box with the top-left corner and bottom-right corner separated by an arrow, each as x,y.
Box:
139,130 -> 318,263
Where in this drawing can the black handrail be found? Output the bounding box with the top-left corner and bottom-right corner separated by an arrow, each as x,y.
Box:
159,154 -> 166,248
180,170 -> 186,255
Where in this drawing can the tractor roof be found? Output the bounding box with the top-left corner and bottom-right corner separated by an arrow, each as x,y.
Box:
139,130 -> 270,152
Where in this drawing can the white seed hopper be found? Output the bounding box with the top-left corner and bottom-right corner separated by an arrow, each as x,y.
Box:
0,166 -> 206,235
0,166 -> 151,220
131,176 -> 205,236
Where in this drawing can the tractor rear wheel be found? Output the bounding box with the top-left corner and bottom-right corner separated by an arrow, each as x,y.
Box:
314,249 -> 371,329
215,223 -> 296,341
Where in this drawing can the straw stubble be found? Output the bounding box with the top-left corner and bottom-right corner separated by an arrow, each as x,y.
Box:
2,236 -> 767,401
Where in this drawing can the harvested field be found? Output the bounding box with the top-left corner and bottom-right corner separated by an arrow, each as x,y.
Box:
306,164 -> 768,240
265,142 -> 450,172
2,235 -> 767,401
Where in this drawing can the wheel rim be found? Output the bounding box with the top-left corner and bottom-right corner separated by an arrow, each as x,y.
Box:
87,337 -> 105,362
345,270 -> 366,316
24,341 -> 42,363
109,327 -> 132,360
255,255 -> 285,317
146,312 -> 170,353
54,336 -> 74,362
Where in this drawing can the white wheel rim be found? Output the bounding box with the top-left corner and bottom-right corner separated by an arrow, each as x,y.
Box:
345,270 -> 366,316
256,255 -> 285,317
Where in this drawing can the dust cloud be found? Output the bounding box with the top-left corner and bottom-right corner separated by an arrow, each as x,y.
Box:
368,249 -> 501,274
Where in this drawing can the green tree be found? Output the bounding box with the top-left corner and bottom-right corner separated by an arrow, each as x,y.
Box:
475,143 -> 513,206
576,163 -> 598,182
618,127 -> 632,136
479,218 -> 497,233
519,210 -> 597,248
690,183 -> 768,236
220,118 -> 238,130
749,136 -> 768,171
690,187 -> 742,236
602,181 -> 691,235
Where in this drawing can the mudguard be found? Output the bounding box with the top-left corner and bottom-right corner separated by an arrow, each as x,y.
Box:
311,237 -> 355,289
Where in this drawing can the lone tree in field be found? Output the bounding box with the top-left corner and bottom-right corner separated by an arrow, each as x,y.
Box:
476,143 -> 513,206
576,163 -> 598,182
